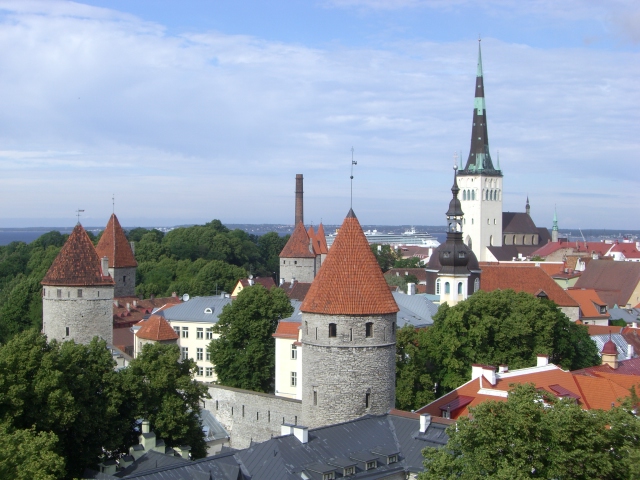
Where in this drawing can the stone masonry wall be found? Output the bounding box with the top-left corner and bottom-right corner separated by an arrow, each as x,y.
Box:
280,257 -> 316,283
301,312 -> 396,429
207,384 -> 302,449
109,266 -> 137,297
42,285 -> 114,345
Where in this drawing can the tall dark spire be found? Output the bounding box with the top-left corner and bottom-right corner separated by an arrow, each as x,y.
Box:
459,40 -> 501,177
439,166 -> 471,274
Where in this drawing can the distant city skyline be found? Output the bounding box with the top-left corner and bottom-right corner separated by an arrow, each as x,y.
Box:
0,0 -> 637,229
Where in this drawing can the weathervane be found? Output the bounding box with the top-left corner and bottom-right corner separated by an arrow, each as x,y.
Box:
112,194 -> 115,214
453,151 -> 458,171
76,209 -> 85,224
350,147 -> 357,209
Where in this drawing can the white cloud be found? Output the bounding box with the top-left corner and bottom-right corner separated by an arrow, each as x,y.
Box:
0,1 -> 636,228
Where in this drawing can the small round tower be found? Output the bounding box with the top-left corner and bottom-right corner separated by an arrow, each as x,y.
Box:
42,224 -> 115,344
300,209 -> 398,429
95,213 -> 137,297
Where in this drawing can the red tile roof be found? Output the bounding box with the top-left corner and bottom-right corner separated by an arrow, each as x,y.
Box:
301,209 -> 398,315
280,221 -> 315,258
574,357 -> 640,377
566,288 -> 609,320
575,260 -> 640,308
237,277 -> 276,290
95,214 -> 137,268
315,223 -> 329,255
272,321 -> 300,339
42,224 -> 115,287
307,226 -> 320,255
112,296 -> 181,328
417,364 -> 639,419
279,281 -> 311,301
136,314 -> 179,341
480,265 -> 578,307
587,325 -> 622,336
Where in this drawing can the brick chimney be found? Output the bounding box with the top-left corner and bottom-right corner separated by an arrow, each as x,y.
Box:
295,174 -> 303,225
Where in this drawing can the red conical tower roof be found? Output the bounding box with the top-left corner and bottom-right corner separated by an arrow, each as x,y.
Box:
136,315 -> 179,341
280,221 -> 315,258
96,214 -> 137,268
301,209 -> 398,315
601,334 -> 618,355
42,224 -> 115,286
315,223 -> 329,254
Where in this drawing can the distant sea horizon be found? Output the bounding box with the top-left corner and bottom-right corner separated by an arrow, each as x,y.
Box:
0,225 -> 637,247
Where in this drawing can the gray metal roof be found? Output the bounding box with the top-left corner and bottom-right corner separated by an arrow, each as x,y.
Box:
158,296 -> 232,323
392,292 -> 437,328
592,333 -> 629,362
281,300 -> 303,322
609,307 -> 640,324
200,409 -> 229,442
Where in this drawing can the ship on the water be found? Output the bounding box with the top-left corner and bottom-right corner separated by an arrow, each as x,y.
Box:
326,227 -> 440,248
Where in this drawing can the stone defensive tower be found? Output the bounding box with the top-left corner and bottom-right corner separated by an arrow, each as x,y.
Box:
300,209 -> 398,429
457,40 -> 503,261
42,224 -> 115,344
95,213 -> 137,297
279,221 -> 317,283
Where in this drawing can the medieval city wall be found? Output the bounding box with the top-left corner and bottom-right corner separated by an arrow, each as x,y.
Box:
206,384 -> 302,449
109,266 -> 137,297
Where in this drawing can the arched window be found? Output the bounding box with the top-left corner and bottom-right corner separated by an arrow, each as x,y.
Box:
463,190 -> 467,201
474,278 -> 480,292
445,282 -> 450,294
490,235 -> 493,246
328,323 -> 337,337
435,278 -> 441,295
457,282 -> 463,294
472,190 -> 475,200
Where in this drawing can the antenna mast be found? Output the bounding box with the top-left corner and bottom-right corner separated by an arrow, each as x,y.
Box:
350,147 -> 357,209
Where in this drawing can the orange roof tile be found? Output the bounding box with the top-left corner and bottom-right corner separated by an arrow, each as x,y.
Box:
273,321 -> 300,339
280,221 -> 315,258
566,288 -> 609,320
95,214 -> 138,268
587,325 -> 622,336
315,223 -> 329,254
42,224 -> 115,287
480,265 -> 578,307
307,226 -> 321,255
301,209 -> 398,315
136,314 -> 179,341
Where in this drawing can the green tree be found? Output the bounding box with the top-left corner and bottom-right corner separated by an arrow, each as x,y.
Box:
257,232 -> 289,277
395,325 -> 436,410
424,289 -> 600,393
0,423 -> 66,480
0,331 -> 126,478
209,285 -> 293,393
394,256 -> 422,268
371,244 -> 399,272
420,383 -> 640,480
194,259 -> 246,295
120,342 -> 210,459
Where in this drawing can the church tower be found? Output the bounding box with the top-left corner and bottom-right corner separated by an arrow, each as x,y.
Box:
552,206 -> 559,243
437,167 -> 477,306
95,214 -> 137,297
457,40 -> 503,262
300,209 -> 398,429
42,224 -> 115,344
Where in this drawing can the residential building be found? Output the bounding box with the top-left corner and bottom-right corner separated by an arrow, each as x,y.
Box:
574,260 -> 640,309
566,288 -> 610,325
230,276 -> 276,297
134,314 -> 179,358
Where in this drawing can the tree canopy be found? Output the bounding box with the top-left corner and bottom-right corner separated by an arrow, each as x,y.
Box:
424,289 -> 600,393
0,330 -> 210,478
420,383 -> 640,480
208,285 -> 294,393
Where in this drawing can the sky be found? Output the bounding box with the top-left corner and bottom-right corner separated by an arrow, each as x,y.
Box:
0,0 -> 638,229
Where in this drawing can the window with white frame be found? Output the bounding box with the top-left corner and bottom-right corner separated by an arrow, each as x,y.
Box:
197,327 -> 204,339
206,328 -> 213,340
291,371 -> 297,387
181,347 -> 188,360
197,348 -> 203,360
181,327 -> 188,338
197,366 -> 203,376
206,351 -> 211,361
291,344 -> 297,360
205,367 -> 213,377
173,326 -> 180,336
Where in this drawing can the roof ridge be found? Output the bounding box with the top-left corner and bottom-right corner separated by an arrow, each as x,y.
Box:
280,222 -> 315,258
95,213 -> 137,268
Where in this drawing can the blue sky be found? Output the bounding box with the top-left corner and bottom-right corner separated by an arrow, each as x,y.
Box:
0,0 -> 638,229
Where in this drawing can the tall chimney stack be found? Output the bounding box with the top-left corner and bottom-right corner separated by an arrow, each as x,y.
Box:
295,174 -> 304,225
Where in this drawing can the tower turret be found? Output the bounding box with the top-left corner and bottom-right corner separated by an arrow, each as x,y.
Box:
95,213 -> 137,297
457,40 -> 503,261
42,224 -> 115,344
526,196 -> 530,216
301,209 -> 398,429
552,206 -> 559,243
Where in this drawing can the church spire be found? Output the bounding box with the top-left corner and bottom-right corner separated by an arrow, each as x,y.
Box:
526,196 -> 530,216
460,40 -> 501,177
552,205 -> 559,242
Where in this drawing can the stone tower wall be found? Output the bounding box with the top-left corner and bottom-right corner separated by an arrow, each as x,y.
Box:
109,266 -> 137,297
301,312 -> 396,429
42,285 -> 114,345
280,257 -> 316,283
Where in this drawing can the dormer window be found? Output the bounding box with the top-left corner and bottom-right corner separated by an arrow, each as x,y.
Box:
344,466 -> 355,476
599,305 -> 607,314
458,251 -> 465,258
366,460 -> 376,470
204,307 -> 213,314
322,473 -> 335,480
387,455 -> 398,464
